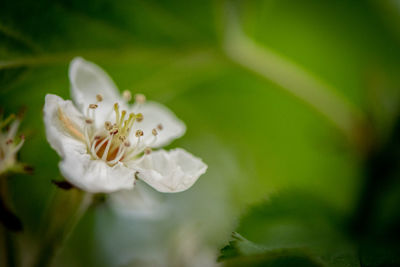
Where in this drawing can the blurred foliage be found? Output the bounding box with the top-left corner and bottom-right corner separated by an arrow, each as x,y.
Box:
1,0 -> 400,266
219,192 -> 358,266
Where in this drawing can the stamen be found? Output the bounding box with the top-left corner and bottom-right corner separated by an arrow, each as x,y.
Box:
104,121 -> 113,131
119,110 -> 127,127
101,137 -> 113,161
122,90 -> 132,101
135,130 -> 144,137
6,139 -> 13,145
0,114 -> 15,129
95,136 -> 109,153
114,103 -> 120,124
135,94 -> 146,104
136,113 -> 143,122
83,125 -> 91,148
90,136 -> 102,158
85,119 -> 93,124
89,104 -> 98,109
152,128 -> 158,136
144,147 -> 152,155
108,146 -> 126,165
96,94 -> 103,102
157,124 -> 163,131
7,120 -> 20,139
12,136 -> 25,154
124,113 -> 136,132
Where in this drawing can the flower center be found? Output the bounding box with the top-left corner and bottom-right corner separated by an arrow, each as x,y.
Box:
81,94 -> 160,166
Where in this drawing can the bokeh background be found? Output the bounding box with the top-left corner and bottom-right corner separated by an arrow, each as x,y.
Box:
1,0 -> 400,266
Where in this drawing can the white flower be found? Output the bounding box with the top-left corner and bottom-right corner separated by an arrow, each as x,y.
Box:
108,180 -> 165,218
43,57 -> 207,193
0,114 -> 26,175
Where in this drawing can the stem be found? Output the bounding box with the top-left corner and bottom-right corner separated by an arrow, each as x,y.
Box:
222,3 -> 368,147
0,175 -> 21,267
33,191 -> 92,267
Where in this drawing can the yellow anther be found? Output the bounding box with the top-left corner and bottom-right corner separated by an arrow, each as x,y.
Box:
123,90 -> 132,101
135,94 -> 146,104
89,104 -> 98,109
152,128 -> 158,136
157,124 -> 163,131
96,94 -> 103,102
136,113 -> 143,122
135,130 -> 144,137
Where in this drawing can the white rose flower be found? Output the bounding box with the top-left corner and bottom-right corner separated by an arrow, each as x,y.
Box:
43,57 -> 207,193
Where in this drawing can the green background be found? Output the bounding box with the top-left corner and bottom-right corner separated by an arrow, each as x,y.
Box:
1,0 -> 400,266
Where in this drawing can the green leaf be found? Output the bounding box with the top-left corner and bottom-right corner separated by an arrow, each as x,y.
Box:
220,192 -> 360,267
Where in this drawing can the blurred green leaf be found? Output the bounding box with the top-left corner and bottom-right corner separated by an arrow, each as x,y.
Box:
220,192 -> 359,267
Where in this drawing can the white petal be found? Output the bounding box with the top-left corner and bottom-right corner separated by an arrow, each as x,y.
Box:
133,148 -> 207,193
131,101 -> 186,148
59,146 -> 135,193
69,57 -> 125,126
43,94 -> 87,158
108,180 -> 164,218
